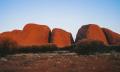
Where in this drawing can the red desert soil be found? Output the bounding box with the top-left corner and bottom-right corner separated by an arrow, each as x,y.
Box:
51,28 -> 74,48
0,53 -> 120,72
75,24 -> 108,45
102,28 -> 120,45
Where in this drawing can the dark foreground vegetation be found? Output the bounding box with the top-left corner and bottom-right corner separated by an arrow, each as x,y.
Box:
0,38 -> 120,57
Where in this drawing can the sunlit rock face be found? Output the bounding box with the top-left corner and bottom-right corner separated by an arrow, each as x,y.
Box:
0,23 -> 120,47
51,28 -> 74,48
102,28 -> 120,45
0,23 -> 51,46
22,23 -> 51,46
0,30 -> 23,44
75,24 -> 108,45
0,23 -> 74,47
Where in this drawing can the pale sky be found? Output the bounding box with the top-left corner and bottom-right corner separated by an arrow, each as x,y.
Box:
0,0 -> 120,39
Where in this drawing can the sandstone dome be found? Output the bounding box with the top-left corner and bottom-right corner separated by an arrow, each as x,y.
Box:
22,23 -> 51,46
0,23 -> 51,46
75,24 -> 108,45
102,28 -> 120,45
51,28 -> 74,48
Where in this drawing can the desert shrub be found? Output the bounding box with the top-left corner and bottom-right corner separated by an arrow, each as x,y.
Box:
95,45 -> 120,53
17,43 -> 58,53
74,39 -> 105,55
106,45 -> 120,53
58,45 -> 73,51
0,37 -> 18,57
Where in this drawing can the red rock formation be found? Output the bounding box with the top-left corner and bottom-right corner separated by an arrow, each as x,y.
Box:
102,28 -> 120,45
22,23 -> 51,46
75,24 -> 108,45
51,28 -> 74,48
0,30 -> 23,44
0,23 -> 51,46
1,23 -> 120,47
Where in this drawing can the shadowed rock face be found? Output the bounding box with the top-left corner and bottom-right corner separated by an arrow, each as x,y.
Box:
51,28 -> 74,48
76,39 -> 105,48
0,23 -> 51,46
75,24 -> 108,45
102,28 -> 120,45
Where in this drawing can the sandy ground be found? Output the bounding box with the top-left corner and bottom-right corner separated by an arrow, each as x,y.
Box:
0,53 -> 120,72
